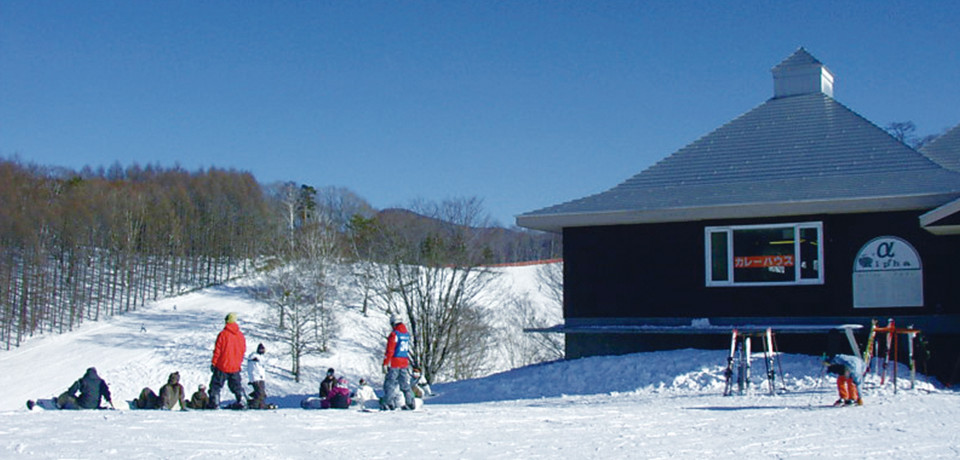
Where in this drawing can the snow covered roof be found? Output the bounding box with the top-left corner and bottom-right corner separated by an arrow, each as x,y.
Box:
921,123 -> 960,172
919,123 -> 960,234
518,50 -> 960,233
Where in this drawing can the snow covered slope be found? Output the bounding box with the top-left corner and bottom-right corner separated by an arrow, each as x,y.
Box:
2,265 -> 960,458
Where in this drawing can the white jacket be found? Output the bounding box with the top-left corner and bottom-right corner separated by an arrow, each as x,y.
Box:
354,383 -> 377,402
247,353 -> 266,382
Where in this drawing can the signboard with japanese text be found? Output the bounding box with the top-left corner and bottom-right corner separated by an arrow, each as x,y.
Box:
734,255 -> 795,269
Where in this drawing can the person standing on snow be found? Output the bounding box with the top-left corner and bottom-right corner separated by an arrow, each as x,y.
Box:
381,314 -> 415,410
247,343 -> 269,409
208,312 -> 246,409
824,354 -> 865,406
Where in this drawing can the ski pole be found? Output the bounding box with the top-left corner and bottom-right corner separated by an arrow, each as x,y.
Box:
809,355 -> 827,406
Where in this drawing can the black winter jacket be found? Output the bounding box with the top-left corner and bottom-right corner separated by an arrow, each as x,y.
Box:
68,368 -> 112,409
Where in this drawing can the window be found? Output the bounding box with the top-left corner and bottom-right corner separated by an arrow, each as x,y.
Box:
705,222 -> 823,286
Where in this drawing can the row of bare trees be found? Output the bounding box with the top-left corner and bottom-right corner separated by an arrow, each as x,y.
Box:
0,159 -> 271,349
1,156 -> 563,383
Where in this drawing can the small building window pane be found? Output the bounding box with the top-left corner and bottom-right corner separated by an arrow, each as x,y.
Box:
799,226 -> 820,280
710,231 -> 729,282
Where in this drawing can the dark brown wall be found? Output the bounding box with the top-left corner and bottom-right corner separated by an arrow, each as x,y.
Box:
561,210 -> 960,382
563,211 -> 960,319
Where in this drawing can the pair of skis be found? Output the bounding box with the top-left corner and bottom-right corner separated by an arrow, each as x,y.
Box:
723,329 -> 745,396
723,328 -> 782,396
862,319 -> 896,385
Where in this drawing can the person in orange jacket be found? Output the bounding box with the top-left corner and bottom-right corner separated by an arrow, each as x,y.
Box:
381,314 -> 415,410
208,312 -> 246,409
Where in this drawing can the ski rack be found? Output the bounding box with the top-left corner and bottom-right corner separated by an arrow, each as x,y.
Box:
870,319 -> 922,393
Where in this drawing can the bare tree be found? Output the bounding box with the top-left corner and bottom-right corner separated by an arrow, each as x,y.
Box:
259,265 -> 317,382
537,261 -> 564,309
886,121 -> 939,149
369,197 -> 499,384
258,180 -> 349,380
499,294 -> 564,368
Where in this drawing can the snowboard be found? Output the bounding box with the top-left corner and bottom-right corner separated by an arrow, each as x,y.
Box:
26,398 -> 59,410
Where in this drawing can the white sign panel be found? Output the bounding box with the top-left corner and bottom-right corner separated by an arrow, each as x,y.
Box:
853,236 -> 923,308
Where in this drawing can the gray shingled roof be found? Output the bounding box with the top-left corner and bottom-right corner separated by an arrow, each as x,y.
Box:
922,123 -> 960,172
518,92 -> 960,232
771,47 -> 822,72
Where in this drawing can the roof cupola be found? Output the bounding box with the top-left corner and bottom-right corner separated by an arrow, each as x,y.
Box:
771,47 -> 834,98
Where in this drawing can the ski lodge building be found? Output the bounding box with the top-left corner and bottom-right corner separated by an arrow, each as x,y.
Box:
517,48 -> 960,383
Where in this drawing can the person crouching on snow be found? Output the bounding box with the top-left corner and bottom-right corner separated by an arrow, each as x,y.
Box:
824,354 -> 865,406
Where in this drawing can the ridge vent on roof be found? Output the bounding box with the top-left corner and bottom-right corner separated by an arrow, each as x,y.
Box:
772,47 -> 834,99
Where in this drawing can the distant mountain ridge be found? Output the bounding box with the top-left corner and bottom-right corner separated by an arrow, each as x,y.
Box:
375,208 -> 560,263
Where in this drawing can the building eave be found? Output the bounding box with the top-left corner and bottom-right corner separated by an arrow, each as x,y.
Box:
920,196 -> 960,235
518,193 -> 959,233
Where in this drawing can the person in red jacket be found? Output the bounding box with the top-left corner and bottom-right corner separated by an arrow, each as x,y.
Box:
208,312 -> 246,409
381,314 -> 415,410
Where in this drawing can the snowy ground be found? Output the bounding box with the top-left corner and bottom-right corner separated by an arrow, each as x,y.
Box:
3,266 -> 960,458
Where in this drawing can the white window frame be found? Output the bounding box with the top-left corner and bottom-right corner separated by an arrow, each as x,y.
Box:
705,222 -> 824,287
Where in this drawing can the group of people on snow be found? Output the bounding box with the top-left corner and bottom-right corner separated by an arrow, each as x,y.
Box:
30,311 -> 433,412
301,314 -> 430,411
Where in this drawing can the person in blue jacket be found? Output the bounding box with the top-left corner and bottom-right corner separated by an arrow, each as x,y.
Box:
824,354 -> 865,406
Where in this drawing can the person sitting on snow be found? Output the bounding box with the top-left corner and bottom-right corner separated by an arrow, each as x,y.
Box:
134,371 -> 186,410
319,367 -> 337,399
158,371 -> 187,410
58,367 -> 114,410
352,378 -> 378,409
410,367 -> 432,399
824,354 -> 865,406
321,377 -> 352,409
187,384 -> 209,410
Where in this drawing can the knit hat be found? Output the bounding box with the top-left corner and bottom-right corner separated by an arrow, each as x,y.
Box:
327,368 -> 335,376
225,312 -> 237,324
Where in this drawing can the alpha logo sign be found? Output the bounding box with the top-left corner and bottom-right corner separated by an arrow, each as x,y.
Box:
853,236 -> 923,308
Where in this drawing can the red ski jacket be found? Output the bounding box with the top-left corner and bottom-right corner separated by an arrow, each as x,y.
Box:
212,322 -> 246,373
383,323 -> 411,368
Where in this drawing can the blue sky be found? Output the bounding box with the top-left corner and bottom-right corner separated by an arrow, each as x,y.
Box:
2,1 -> 958,227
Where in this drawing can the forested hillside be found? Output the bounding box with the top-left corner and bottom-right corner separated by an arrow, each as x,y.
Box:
0,158 -> 560,371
